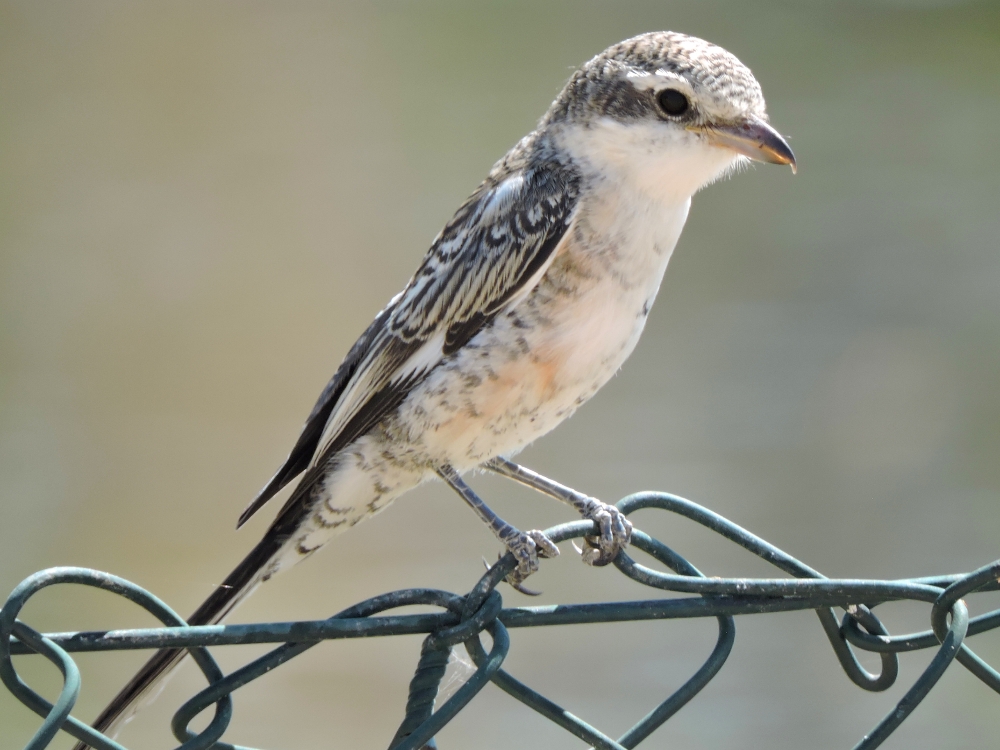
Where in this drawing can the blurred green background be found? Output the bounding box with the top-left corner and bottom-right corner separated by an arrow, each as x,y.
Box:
2,1 -> 999,748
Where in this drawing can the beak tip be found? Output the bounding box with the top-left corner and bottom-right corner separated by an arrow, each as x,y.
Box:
700,118 -> 798,175
772,144 -> 796,174
772,141 -> 796,174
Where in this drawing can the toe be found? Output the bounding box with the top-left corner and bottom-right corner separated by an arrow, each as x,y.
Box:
529,530 -> 560,559
611,508 -> 632,544
580,542 -> 603,566
575,500 -> 631,567
514,545 -> 537,575
599,512 -> 614,547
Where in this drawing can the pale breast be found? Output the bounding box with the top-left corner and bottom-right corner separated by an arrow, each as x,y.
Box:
399,186 -> 692,469
517,187 -> 690,404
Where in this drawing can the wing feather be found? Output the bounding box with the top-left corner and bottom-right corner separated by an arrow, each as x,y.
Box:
240,161 -> 580,526
236,306 -> 393,527
80,150 -> 581,750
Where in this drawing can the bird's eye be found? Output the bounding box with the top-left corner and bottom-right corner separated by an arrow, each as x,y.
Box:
657,88 -> 689,117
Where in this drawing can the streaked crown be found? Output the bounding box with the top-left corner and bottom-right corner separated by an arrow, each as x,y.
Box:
545,31 -> 767,127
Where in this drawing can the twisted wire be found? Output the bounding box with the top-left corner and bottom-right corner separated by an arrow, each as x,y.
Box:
2,491 -> 999,750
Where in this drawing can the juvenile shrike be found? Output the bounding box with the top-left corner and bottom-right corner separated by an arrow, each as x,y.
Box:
79,30 -> 795,746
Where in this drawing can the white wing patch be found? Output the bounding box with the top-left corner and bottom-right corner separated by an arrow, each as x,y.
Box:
311,330 -> 443,460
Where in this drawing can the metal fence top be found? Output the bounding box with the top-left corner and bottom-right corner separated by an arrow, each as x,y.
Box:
3,491 -> 1000,750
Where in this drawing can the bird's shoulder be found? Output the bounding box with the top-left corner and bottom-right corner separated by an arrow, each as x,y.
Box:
389,136 -> 582,346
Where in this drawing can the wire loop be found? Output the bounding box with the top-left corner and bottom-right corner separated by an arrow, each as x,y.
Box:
3,493 -> 999,750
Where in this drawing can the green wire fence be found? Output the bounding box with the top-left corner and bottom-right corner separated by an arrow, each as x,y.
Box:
3,491 -> 1000,750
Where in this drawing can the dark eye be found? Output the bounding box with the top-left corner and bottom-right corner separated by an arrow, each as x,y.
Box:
657,88 -> 689,117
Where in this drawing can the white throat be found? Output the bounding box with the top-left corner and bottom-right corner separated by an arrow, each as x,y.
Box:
556,117 -> 742,206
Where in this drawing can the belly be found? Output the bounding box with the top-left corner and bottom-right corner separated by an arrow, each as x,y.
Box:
397,243 -> 672,467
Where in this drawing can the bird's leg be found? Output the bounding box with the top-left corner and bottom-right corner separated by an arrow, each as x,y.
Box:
437,464 -> 558,594
484,457 -> 631,566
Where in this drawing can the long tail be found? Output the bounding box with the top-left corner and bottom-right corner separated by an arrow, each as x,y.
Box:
71,530 -> 285,750
76,406 -> 405,748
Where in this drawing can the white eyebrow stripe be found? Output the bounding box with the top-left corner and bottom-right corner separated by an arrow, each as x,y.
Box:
623,68 -> 688,91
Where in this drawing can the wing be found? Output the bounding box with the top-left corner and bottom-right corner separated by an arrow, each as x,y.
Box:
236,306 -> 391,527
79,159 -> 581,750
238,161 -> 580,527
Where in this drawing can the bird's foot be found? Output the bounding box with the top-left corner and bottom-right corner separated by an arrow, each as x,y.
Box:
576,499 -> 632,566
498,528 -> 559,595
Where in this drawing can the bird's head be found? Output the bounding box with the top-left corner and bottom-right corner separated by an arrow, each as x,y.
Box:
545,32 -> 795,202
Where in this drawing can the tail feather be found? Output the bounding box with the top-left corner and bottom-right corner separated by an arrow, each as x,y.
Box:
71,533 -> 281,750
76,461 -> 332,749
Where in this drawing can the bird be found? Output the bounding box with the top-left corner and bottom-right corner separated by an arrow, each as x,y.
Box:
76,30 -> 795,747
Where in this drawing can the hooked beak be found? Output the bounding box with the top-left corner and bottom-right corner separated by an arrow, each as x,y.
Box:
689,116 -> 797,174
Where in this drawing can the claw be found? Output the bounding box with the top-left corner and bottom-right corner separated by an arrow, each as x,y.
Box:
579,500 -> 632,567
497,528 -> 558,595
483,553 -> 541,593
581,535 -> 612,566
507,579 -> 543,596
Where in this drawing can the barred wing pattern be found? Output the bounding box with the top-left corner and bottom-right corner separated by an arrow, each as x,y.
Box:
246,161 -> 580,526
391,167 -> 579,350
74,162 -> 581,750
305,162 -> 581,478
